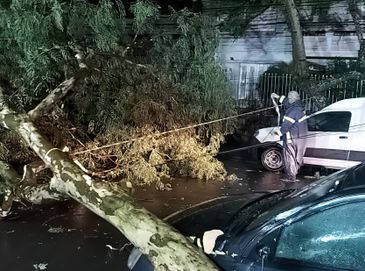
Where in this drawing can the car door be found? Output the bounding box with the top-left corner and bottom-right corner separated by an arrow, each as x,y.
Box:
302,111 -> 352,169
347,108 -> 365,165
241,196 -> 365,271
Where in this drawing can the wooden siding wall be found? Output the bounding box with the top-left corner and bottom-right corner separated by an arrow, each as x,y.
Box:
208,0 -> 365,102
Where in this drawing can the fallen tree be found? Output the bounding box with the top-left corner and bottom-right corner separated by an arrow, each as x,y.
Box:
0,2 -> 232,268
0,84 -> 219,270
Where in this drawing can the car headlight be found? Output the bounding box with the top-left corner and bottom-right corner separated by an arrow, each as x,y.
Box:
127,248 -> 143,270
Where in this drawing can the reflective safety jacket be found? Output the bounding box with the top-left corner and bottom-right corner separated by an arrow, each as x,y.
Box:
278,97 -> 307,144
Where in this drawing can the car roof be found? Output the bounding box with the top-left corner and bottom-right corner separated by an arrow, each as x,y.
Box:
321,97 -> 365,112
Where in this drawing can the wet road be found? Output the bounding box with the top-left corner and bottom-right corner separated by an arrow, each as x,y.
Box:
0,151 -> 317,271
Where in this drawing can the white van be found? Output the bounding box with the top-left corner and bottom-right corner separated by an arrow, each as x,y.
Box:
254,97 -> 365,171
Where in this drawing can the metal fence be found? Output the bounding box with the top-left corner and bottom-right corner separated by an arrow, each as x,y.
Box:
235,72 -> 365,112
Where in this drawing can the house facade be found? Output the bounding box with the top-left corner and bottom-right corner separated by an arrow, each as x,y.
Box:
202,0 -> 364,101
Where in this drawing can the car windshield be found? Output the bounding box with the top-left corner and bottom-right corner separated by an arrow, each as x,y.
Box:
224,190 -> 293,237
245,165 -> 361,232
226,165 -> 362,236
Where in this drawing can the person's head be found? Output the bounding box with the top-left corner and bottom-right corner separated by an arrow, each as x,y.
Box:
288,91 -> 300,104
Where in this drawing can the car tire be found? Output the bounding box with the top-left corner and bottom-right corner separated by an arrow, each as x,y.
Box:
261,147 -> 283,172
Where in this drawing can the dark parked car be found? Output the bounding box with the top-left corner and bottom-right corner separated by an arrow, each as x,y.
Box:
128,163 -> 365,271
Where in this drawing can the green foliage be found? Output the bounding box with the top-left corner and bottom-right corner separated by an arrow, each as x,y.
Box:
326,58 -> 365,76
0,0 -> 127,110
151,9 -> 234,123
0,0 -> 233,130
0,0 -> 235,184
130,0 -> 159,34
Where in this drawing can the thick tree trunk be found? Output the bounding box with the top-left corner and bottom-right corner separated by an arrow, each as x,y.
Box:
0,101 -> 218,270
282,0 -> 309,80
347,0 -> 365,64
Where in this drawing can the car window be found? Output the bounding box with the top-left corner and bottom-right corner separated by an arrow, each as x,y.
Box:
307,111 -> 351,132
275,202 -> 365,270
340,164 -> 365,190
245,168 -> 353,232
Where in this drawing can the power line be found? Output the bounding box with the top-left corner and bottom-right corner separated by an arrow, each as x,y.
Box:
71,105 -> 279,156
218,121 -> 365,155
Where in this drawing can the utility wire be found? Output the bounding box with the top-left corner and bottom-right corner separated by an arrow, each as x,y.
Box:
218,121 -> 365,155
71,96 -> 365,161
72,105 -> 279,156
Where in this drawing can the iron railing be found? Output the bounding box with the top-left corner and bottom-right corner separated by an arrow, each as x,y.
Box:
235,73 -> 365,112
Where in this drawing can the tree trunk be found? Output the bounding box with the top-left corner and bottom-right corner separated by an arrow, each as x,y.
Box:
0,92 -> 218,270
347,0 -> 365,64
282,0 -> 309,80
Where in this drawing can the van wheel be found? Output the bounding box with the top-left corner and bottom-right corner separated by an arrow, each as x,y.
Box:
261,147 -> 283,172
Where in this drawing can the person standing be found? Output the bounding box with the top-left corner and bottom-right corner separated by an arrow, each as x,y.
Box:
271,91 -> 307,182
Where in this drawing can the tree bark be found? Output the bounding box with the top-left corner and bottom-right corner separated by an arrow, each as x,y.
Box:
281,0 -> 309,79
28,77 -> 75,120
0,161 -> 66,216
347,0 -> 365,64
0,92 -> 218,270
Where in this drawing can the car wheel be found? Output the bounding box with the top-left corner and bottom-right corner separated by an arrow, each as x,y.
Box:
261,147 -> 283,171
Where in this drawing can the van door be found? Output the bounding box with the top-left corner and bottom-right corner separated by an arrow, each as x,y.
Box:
302,111 -> 352,169
348,109 -> 365,165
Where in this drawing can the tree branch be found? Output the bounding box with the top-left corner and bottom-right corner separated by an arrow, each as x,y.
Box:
314,72 -> 363,93
0,85 -> 11,114
28,77 -> 76,120
347,0 -> 365,63
0,161 -> 66,217
308,71 -> 363,107
0,88 -> 218,270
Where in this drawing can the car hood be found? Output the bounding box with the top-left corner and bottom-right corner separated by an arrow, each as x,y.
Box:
254,126 -> 281,144
164,192 -> 271,237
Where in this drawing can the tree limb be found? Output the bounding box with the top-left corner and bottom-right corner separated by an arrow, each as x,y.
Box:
0,161 -> 66,216
281,0 -> 309,79
314,72 -> 363,93
347,0 -> 365,63
0,89 -> 218,270
308,72 -> 363,107
28,77 -> 76,120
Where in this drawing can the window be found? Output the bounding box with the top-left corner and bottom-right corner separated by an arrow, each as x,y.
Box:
341,164 -> 365,189
275,202 -> 365,270
307,111 -> 351,132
